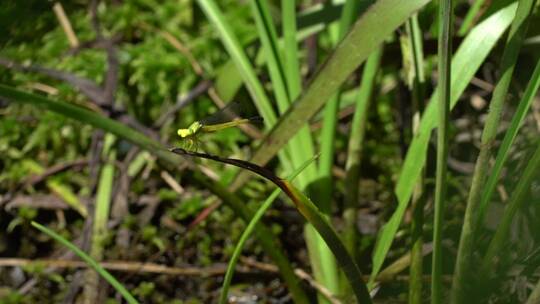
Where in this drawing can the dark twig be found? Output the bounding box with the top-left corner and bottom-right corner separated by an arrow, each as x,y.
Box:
0,57 -> 107,105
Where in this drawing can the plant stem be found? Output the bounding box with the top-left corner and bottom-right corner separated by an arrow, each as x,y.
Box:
405,13 -> 426,304
343,47 -> 382,261
432,0 -> 452,302
84,134 -> 117,304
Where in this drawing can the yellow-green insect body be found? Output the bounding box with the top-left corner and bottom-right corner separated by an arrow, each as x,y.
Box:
177,121 -> 203,138
176,102 -> 263,151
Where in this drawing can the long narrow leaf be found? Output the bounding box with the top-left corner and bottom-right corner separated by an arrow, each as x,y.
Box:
31,221 -> 139,304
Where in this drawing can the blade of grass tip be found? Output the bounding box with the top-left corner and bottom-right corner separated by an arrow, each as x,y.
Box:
451,0 -> 537,302
0,86 -> 309,304
478,59 -> 540,224
31,221 -> 139,304
84,134 -> 117,303
219,154 -> 319,304
432,1 -> 453,303
404,13 -> 427,304
457,0 -> 486,36
369,2 -> 517,285
480,140 -> 540,277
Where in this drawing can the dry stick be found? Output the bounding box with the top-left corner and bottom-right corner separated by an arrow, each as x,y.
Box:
0,257 -> 335,302
53,2 -> 79,48
0,258 -> 244,276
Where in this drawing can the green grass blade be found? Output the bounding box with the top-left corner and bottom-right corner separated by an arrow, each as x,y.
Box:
250,0 -> 318,188
280,0 -> 319,189
85,134 -> 117,302
196,0 -> 295,173
369,3 -> 517,284
478,59 -> 540,223
316,1 -> 372,299
451,0 -> 536,302
31,221 -> 139,304
431,1 -> 453,302
318,0 -> 368,214
458,0 -> 487,35
282,0 -> 302,99
343,46 -> 382,263
219,155 -> 318,304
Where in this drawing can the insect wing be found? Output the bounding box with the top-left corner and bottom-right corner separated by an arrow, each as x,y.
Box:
199,101 -> 245,126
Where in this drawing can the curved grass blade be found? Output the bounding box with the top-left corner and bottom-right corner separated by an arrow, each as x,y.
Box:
170,148 -> 372,304
31,221 -> 139,304
219,154 -> 319,304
